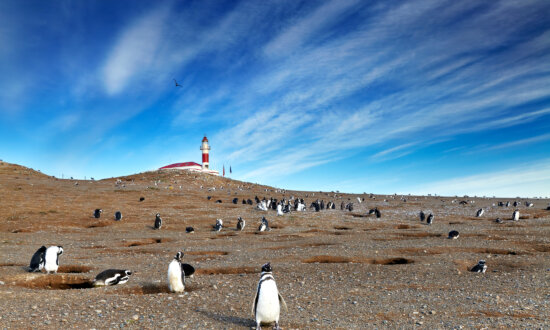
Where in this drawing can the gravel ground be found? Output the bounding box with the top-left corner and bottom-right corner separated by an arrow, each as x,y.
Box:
1,161 -> 549,329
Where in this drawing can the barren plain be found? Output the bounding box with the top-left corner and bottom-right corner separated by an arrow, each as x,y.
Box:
0,161 -> 549,329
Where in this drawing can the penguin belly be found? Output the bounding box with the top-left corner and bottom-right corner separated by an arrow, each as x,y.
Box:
44,247 -> 59,273
256,280 -> 280,324
168,260 -> 184,292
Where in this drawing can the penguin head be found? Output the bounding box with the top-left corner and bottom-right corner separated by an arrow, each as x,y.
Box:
57,246 -> 64,255
156,213 -> 160,217
125,270 -> 133,276
478,260 -> 486,265
174,251 -> 184,261
261,262 -> 272,273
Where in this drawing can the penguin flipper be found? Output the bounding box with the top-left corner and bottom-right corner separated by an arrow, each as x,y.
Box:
251,289 -> 259,318
278,293 -> 288,313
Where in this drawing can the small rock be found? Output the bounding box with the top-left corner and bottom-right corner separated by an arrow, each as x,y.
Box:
132,315 -> 139,321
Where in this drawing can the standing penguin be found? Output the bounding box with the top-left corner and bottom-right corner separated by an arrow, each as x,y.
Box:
154,213 -> 162,229
94,209 -> 102,219
168,252 -> 186,293
237,217 -> 245,231
276,204 -> 283,216
476,208 -> 484,217
93,269 -> 133,286
419,211 -> 426,222
213,219 -> 223,232
28,246 -> 47,272
114,211 -> 122,221
258,217 -> 269,232
512,209 -> 520,221
426,213 -> 434,225
252,263 -> 287,330
44,246 -> 63,274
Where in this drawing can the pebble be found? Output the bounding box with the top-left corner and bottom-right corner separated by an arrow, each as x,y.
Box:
132,315 -> 139,321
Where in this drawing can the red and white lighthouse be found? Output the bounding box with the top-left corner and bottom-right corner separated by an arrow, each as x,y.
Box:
200,136 -> 211,169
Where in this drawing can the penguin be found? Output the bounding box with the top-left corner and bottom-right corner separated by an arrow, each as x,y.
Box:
44,246 -> 63,274
276,204 -> 283,216
258,217 -> 269,232
139,197 -> 145,202
247,199 -> 253,205
476,208 -> 484,217
419,211 -> 426,222
495,217 -> 502,223
512,209 -> 520,221
426,213 -> 434,225
374,208 -> 381,218
154,213 -> 162,229
505,201 -> 510,207
470,260 -> 487,273
186,226 -> 195,233
448,230 -> 459,239
252,262 -> 287,330
242,199 -> 247,205
93,269 -> 133,286
233,198 -> 239,204
94,209 -> 102,219
237,217 -> 245,231
213,219 -> 223,232
168,252 -> 186,293
114,211 -> 122,221
28,246 -> 47,272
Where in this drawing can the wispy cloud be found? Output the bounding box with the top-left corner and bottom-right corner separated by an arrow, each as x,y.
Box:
412,159 -> 550,198
102,6 -> 170,95
469,133 -> 550,154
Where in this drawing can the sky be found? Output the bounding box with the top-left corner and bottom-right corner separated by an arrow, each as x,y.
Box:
1,0 -> 550,198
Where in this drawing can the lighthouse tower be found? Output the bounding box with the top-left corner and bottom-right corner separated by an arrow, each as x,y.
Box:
200,136 -> 211,169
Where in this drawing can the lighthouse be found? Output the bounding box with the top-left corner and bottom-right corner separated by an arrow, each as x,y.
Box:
158,136 -> 219,175
200,136 -> 211,170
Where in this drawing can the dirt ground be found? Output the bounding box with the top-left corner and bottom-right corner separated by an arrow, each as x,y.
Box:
0,160 -> 549,329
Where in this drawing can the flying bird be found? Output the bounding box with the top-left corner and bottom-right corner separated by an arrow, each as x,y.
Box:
173,79 -> 182,87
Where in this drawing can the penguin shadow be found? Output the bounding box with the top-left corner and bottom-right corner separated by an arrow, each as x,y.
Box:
196,308 -> 254,328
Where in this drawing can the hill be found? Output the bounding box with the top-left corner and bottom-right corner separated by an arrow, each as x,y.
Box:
0,161 -> 549,328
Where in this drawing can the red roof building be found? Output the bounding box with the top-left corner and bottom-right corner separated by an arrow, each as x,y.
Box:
159,137 -> 219,175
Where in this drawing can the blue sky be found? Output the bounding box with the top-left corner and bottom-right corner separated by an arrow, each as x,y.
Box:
1,0 -> 550,197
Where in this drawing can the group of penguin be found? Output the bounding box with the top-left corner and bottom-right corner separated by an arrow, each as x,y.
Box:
28,245 -> 285,329
28,245 -> 133,286
416,210 -> 491,273
212,216 -> 270,232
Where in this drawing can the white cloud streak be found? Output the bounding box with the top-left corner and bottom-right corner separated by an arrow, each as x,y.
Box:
412,159 -> 550,198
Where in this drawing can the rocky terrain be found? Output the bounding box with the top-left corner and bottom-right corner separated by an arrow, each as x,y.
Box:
0,160 -> 549,329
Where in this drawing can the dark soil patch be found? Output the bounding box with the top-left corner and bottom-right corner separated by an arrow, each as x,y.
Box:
302,256 -> 413,265
123,238 -> 172,247
87,221 -> 111,228
333,226 -> 352,230
195,266 -> 257,275
58,265 -> 93,273
187,251 -> 229,256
